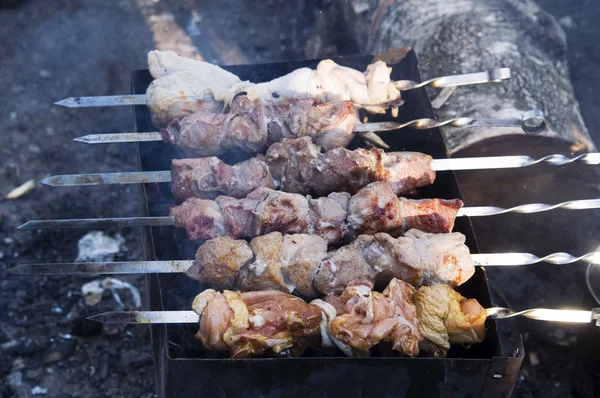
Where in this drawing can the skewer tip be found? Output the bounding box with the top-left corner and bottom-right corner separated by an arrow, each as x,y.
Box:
5,264 -> 30,274
17,221 -> 36,230
54,98 -> 75,108
39,176 -> 60,186
87,313 -> 110,323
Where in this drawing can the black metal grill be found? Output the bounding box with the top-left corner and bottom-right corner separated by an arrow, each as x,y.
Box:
132,48 -> 523,397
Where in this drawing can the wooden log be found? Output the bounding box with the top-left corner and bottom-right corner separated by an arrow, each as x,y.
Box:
339,0 -> 596,154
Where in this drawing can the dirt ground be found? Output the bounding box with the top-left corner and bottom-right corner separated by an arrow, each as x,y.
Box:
0,1 -> 598,397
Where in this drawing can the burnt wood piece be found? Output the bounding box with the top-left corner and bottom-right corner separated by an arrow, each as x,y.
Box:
340,0 -> 595,154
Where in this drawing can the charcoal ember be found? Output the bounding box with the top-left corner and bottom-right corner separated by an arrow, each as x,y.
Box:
70,316 -> 103,337
1,339 -> 43,357
42,339 -> 77,364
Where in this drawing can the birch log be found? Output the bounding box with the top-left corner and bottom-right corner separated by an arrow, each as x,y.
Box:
340,0 -> 595,154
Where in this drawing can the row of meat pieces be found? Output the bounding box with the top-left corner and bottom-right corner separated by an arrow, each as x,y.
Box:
171,136 -> 435,201
186,229 -> 475,299
147,50 -> 402,127
192,278 -> 486,358
171,181 -> 463,244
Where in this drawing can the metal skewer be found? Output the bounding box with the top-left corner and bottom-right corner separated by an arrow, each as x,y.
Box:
73,110 -> 545,146
8,251 -> 600,276
87,306 -> 599,325
55,68 -> 511,108
16,199 -> 600,231
39,152 -> 600,187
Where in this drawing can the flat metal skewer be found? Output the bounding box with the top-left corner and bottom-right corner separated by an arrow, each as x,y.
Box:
39,152 -> 600,187
87,306 -> 599,325
8,251 -> 600,276
73,110 -> 545,146
56,68 -> 511,108
17,199 -> 600,230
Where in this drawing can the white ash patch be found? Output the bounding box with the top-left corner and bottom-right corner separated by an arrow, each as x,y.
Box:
75,231 -> 125,263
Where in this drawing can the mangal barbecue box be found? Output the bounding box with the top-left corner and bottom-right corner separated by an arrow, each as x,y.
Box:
132,48 -> 524,398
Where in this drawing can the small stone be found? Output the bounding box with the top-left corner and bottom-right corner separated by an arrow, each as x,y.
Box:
31,386 -> 48,395
10,84 -> 24,94
38,70 -> 51,78
43,339 -> 77,364
9,112 -> 17,120
553,329 -> 566,340
28,144 -> 41,154
528,352 -> 540,367
7,371 -> 23,388
559,16 -> 574,29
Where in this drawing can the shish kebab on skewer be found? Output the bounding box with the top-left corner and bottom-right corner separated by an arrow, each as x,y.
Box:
11,229 -> 600,299
89,280 -> 600,359
56,50 -> 511,127
22,181 -> 600,243
92,279 -> 488,358
41,137 -> 600,203
72,102 -> 545,157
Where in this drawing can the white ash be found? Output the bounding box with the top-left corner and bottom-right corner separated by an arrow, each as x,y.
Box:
75,231 -> 125,263
31,386 -> 48,395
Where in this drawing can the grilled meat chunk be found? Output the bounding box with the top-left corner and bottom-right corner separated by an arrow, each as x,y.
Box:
169,137 -> 435,201
147,50 -> 242,127
192,289 -> 323,358
328,279 -> 421,356
185,237 -> 253,290
414,284 -> 487,357
170,182 -> 462,243
313,229 -> 474,295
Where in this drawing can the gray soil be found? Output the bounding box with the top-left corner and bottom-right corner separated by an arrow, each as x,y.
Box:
0,1 -> 598,397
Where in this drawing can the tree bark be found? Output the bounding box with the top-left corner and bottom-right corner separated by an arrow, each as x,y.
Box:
340,0 -> 595,154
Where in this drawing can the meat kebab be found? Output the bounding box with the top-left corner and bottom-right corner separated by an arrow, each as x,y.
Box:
191,278 -> 486,358
147,50 -> 402,127
171,136 -> 435,201
171,181 -> 463,243
186,229 -> 474,298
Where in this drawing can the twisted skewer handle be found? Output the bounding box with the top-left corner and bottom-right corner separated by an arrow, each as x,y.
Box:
471,252 -> 600,266
368,110 -> 547,134
486,307 -> 599,325
395,68 -> 511,90
458,199 -> 600,217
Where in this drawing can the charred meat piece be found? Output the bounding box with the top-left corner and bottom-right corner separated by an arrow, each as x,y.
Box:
185,230 -> 475,298
191,289 -> 323,358
313,229 -> 474,295
328,279 -> 421,356
414,284 -> 487,357
170,182 -> 462,243
161,95 -> 357,157
346,181 -> 462,237
171,187 -> 348,243
170,157 -> 276,202
170,137 -> 435,201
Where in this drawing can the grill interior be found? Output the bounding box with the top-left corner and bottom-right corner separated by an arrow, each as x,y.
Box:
132,48 -> 522,396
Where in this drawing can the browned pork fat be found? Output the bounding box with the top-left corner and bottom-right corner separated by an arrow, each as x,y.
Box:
191,289 -> 323,358
328,279 -> 421,356
414,284 -> 486,357
170,182 -> 461,243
